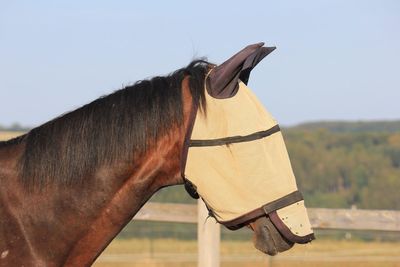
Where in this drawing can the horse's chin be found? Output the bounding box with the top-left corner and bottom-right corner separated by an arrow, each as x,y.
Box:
248,216 -> 294,256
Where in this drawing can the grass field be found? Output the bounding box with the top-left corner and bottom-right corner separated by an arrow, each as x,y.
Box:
94,238 -> 400,267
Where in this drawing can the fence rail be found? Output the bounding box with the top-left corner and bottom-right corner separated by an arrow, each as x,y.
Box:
135,202 -> 400,232
134,201 -> 400,267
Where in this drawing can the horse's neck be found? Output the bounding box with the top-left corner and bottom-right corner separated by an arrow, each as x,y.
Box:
0,130 -> 184,266
0,141 -> 41,265
64,141 -> 183,265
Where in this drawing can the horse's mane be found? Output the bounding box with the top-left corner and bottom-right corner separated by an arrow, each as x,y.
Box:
17,59 -> 210,189
0,135 -> 26,148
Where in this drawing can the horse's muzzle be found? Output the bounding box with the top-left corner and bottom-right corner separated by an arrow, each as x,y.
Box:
249,216 -> 294,256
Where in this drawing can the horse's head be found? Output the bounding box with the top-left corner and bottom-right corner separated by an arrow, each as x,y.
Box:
182,43 -> 315,255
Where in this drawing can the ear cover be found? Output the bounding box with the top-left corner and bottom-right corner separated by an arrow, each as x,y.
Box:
207,42 -> 276,99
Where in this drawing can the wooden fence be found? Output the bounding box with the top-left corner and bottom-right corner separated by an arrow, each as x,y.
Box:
135,200 -> 400,267
135,201 -> 400,231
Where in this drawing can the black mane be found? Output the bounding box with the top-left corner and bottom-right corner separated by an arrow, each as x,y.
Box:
17,59 -> 210,189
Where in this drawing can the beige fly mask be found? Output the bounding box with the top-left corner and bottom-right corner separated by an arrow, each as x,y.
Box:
181,43 -> 314,244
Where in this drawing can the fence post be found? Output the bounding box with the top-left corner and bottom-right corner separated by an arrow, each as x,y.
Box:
198,199 -> 220,267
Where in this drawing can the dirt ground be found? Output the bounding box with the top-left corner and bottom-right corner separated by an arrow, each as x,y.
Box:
94,238 -> 400,267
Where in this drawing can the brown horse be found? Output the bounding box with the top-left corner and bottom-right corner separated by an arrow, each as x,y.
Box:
0,43 -> 313,266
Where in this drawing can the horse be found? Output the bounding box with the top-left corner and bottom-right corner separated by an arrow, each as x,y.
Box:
0,42 -> 314,266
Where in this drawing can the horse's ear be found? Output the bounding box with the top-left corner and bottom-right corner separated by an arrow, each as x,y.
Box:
207,42 -> 276,98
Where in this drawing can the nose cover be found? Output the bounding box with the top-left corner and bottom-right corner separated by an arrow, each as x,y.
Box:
183,79 -> 314,244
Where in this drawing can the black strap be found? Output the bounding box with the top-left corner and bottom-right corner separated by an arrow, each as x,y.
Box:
183,177 -> 200,199
189,124 -> 280,147
262,191 -> 304,214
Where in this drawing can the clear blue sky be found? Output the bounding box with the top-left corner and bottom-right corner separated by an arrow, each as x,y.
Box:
1,0 -> 399,127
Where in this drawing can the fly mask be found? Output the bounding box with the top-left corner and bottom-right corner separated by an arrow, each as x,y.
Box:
181,43 -> 315,244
